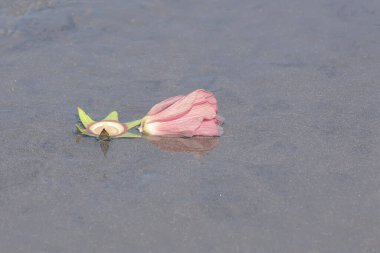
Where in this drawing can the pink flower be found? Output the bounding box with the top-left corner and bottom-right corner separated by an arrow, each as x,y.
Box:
139,89 -> 224,137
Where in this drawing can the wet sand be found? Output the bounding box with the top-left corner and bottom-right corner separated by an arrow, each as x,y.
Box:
1,0 -> 380,252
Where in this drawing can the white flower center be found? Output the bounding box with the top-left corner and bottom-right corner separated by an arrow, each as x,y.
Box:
88,121 -> 126,136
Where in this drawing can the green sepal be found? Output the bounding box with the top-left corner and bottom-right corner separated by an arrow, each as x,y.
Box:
75,123 -> 86,133
77,107 -> 94,128
76,124 -> 96,137
125,119 -> 142,130
102,111 -> 118,121
116,132 -> 142,138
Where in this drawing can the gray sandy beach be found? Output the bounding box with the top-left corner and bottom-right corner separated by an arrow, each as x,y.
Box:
1,0 -> 380,252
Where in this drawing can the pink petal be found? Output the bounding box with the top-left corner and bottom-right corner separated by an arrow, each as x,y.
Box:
145,89 -> 219,124
147,95 -> 185,116
146,91 -> 199,123
182,103 -> 216,120
215,114 -> 224,124
192,89 -> 218,111
144,117 -> 203,137
194,120 -> 223,136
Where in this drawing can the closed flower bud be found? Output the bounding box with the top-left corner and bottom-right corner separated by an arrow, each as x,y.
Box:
139,89 -> 223,137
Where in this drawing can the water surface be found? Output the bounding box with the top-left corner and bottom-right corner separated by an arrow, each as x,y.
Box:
1,0 -> 380,252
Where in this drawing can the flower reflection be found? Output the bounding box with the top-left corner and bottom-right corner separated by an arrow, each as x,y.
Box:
76,134 -> 219,158
145,136 -> 219,158
99,140 -> 109,157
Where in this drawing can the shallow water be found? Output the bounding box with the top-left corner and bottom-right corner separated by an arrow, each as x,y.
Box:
1,0 -> 380,252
